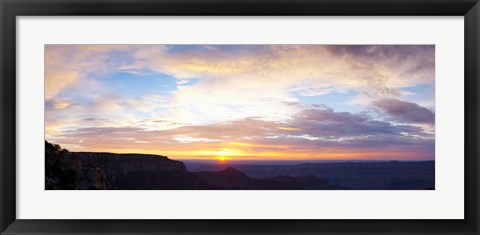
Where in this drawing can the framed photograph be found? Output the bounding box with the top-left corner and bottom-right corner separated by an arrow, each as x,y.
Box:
1,0 -> 479,234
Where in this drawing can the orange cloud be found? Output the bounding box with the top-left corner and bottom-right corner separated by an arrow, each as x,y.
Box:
277,127 -> 300,131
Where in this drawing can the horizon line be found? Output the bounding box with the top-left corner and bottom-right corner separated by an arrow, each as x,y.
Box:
57,150 -> 434,162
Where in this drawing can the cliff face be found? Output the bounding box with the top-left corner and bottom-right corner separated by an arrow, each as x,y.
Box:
46,152 -> 107,190
45,152 -> 191,190
78,152 -> 191,189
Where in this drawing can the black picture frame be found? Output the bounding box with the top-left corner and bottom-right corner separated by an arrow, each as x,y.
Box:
1,0 -> 479,234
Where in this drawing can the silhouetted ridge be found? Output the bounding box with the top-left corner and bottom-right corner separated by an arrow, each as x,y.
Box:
193,167 -> 259,189
185,161 -> 435,189
191,167 -> 344,190
220,167 -> 247,175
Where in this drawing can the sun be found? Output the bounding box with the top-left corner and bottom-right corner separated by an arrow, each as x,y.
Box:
216,150 -> 234,162
217,151 -> 227,162
208,148 -> 243,162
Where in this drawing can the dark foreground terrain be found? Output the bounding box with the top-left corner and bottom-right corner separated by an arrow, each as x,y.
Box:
186,161 -> 435,190
45,141 -> 434,190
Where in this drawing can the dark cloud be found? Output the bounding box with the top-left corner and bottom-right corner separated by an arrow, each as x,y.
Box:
373,98 -> 434,124
325,45 -> 434,63
83,117 -> 109,121
293,107 -> 427,137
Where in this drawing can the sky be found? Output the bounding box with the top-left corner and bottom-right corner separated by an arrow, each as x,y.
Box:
45,45 -> 435,161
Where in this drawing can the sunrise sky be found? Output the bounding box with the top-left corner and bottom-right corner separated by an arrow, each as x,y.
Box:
45,45 -> 435,161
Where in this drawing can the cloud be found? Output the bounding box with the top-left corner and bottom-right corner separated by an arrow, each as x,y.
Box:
373,98 -> 435,125
45,45 -> 435,101
128,45 -> 434,96
127,45 -> 435,123
45,45 -> 435,126
45,45 -> 132,99
50,105 -> 434,160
